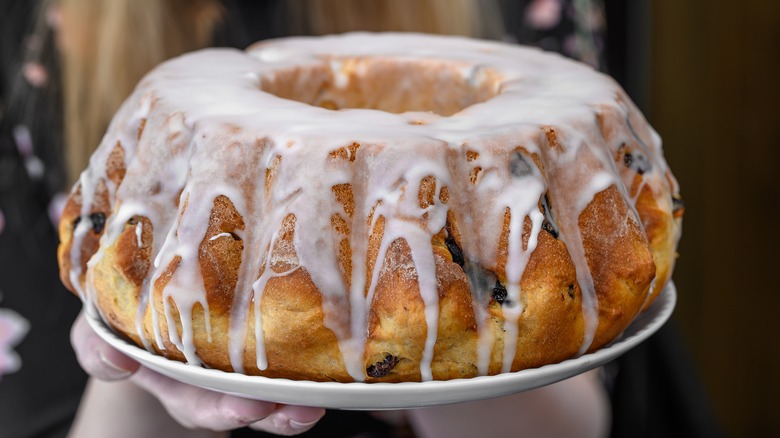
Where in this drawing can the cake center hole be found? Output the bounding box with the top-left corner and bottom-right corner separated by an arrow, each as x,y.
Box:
260,57 -> 500,116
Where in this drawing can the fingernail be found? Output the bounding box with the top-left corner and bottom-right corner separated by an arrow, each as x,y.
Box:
289,418 -> 320,431
99,351 -> 133,378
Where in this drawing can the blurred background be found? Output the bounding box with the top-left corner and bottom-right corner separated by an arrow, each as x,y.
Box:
1,0 -> 778,437
643,1 -> 780,436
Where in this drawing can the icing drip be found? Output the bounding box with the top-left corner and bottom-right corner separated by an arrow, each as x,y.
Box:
63,33 -> 676,380
499,156 -> 545,372
209,232 -> 232,241
135,222 -> 144,247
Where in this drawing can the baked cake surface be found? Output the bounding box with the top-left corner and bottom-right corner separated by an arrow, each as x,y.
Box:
58,33 -> 683,382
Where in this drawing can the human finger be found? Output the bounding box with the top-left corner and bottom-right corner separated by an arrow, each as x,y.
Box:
131,366 -> 279,431
70,311 -> 140,380
247,404 -> 326,435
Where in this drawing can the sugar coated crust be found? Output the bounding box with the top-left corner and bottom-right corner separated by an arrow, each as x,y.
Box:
58,33 -> 683,382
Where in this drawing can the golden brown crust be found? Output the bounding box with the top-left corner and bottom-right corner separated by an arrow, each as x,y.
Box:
251,268 -> 352,381
365,239 -> 481,382
58,180 -> 110,294
92,238 -> 145,345
114,216 -> 152,288
199,195 -> 245,310
579,186 -> 655,352
634,183 -> 677,310
508,221 -> 585,370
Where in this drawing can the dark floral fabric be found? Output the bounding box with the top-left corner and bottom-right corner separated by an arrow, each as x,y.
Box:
503,0 -> 606,70
0,3 -> 87,438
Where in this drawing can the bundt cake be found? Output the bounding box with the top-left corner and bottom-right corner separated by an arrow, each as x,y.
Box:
58,33 -> 683,383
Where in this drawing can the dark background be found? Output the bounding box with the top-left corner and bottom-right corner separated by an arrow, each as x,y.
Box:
618,1 -> 780,436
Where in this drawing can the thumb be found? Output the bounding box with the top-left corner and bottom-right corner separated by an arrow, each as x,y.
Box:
70,311 -> 140,380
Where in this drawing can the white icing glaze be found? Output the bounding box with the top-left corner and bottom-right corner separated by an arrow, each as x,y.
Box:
208,232 -> 232,241
135,222 -> 144,247
66,33 -> 679,381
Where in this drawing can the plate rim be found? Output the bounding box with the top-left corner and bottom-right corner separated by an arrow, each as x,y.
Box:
86,281 -> 676,410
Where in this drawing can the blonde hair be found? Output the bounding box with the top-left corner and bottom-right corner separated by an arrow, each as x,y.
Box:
59,0 -> 222,184
59,0 -> 503,183
289,0 -> 504,39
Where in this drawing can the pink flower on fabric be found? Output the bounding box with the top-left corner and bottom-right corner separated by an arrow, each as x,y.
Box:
0,299 -> 29,380
23,62 -> 49,88
0,208 -> 5,237
525,0 -> 563,30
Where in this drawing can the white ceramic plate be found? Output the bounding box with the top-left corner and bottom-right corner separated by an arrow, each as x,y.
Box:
87,282 -> 675,410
